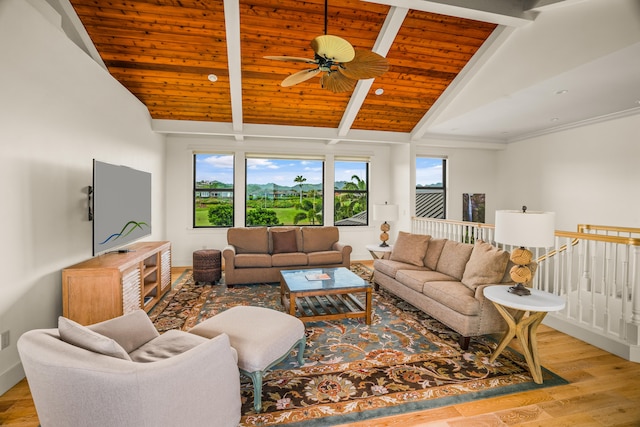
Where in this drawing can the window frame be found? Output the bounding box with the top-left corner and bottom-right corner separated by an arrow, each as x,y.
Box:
334,160 -> 369,226
415,156 -> 447,219
244,156 -> 325,227
193,153 -> 235,228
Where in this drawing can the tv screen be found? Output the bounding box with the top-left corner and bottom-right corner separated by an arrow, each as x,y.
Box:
92,160 -> 152,255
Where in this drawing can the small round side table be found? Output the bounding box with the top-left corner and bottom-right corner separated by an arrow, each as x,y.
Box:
484,285 -> 565,384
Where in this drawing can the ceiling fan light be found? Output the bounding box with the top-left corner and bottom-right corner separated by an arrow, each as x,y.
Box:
311,35 -> 355,63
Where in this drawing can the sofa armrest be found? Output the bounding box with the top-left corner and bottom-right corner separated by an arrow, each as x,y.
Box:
222,245 -> 237,268
333,241 -> 352,256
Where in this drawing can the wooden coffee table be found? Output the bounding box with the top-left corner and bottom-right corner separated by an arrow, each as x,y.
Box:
280,267 -> 372,324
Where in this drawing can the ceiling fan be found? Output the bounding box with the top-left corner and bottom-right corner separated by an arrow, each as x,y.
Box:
264,2 -> 389,93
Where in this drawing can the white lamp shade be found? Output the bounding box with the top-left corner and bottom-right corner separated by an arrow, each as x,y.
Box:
373,203 -> 398,221
494,210 -> 555,248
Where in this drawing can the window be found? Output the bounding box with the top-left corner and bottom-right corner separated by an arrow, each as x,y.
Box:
193,154 -> 234,228
334,160 -> 368,226
245,157 -> 324,226
415,157 -> 446,218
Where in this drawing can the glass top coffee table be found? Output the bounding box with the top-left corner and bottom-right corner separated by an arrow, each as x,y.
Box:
279,267 -> 372,325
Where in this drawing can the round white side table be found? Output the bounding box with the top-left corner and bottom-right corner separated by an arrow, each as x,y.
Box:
484,285 -> 565,384
365,244 -> 393,281
365,244 -> 393,260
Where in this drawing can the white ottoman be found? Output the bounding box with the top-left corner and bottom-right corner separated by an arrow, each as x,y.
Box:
189,306 -> 306,412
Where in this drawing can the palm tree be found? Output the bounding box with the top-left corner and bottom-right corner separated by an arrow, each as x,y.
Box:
294,175 -> 306,205
293,198 -> 323,225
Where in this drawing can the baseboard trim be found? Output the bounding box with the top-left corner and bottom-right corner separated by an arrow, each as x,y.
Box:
544,316 -> 640,363
0,361 -> 25,396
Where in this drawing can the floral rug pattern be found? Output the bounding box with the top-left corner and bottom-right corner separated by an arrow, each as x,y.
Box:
148,264 -> 566,426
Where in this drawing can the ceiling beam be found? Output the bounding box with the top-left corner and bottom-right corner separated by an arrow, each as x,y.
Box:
223,0 -> 244,141
336,6 -> 409,142
363,0 -> 538,27
411,25 -> 515,141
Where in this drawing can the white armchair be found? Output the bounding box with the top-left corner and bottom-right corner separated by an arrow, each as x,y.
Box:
17,310 -> 241,427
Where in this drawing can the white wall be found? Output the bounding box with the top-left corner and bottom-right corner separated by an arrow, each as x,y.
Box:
0,0 -> 166,394
165,136 -> 399,264
165,136 -> 506,265
497,113 -> 640,231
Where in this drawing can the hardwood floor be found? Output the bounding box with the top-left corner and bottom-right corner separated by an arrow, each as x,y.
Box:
3,264 -> 640,426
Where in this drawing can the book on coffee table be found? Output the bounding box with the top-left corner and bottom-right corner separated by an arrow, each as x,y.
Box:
305,273 -> 331,281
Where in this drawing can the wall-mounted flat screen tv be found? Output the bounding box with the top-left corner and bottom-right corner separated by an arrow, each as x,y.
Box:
92,160 -> 152,255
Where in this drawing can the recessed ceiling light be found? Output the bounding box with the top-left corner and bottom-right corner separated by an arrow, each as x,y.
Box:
374,88 -> 384,95
550,117 -> 560,122
555,89 -> 568,95
207,74 -> 218,82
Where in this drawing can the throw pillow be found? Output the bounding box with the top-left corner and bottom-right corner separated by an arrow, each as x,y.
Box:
58,316 -> 131,360
390,231 -> 431,266
461,240 -> 510,290
271,229 -> 298,253
227,227 -> 269,254
435,240 -> 474,280
302,226 -> 339,252
89,309 -> 159,353
423,238 -> 446,270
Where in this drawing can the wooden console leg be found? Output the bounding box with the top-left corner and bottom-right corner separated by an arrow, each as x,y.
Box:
459,336 -> 471,350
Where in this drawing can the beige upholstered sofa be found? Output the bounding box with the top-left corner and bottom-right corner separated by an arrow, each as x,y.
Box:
223,226 -> 352,285
374,232 -> 530,350
18,310 -> 241,427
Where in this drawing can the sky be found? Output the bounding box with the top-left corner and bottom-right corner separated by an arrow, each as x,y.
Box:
416,157 -> 443,186
196,155 -> 367,186
195,154 -> 443,186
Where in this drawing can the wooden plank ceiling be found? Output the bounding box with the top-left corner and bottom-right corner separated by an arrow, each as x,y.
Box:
69,0 -> 496,134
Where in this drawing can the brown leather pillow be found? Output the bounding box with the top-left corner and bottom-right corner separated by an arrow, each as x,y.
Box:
272,229 -> 298,254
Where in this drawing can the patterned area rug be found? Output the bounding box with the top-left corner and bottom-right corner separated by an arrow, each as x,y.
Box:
148,264 -> 567,426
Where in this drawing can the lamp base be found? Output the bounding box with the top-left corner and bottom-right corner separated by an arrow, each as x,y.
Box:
508,283 -> 531,296
379,242 -> 389,247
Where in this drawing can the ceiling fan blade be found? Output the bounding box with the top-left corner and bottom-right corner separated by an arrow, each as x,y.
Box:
320,71 -> 357,93
339,50 -> 389,80
281,68 -> 321,87
264,56 -> 317,64
311,35 -> 355,63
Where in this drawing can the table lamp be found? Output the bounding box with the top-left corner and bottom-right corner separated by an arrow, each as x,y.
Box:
494,206 -> 555,296
373,202 -> 398,247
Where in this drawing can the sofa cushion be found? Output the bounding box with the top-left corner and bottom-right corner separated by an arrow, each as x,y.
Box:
308,250 -> 342,265
395,269 -> 458,293
424,238 -> 447,270
271,229 -> 298,253
421,281 -> 480,316
272,252 -> 308,267
128,330 -> 209,363
374,259 -> 427,279
461,241 -> 510,291
227,227 -> 269,254
58,317 -> 131,360
390,232 -> 431,266
234,253 -> 272,268
435,240 -> 474,280
302,226 -> 339,252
